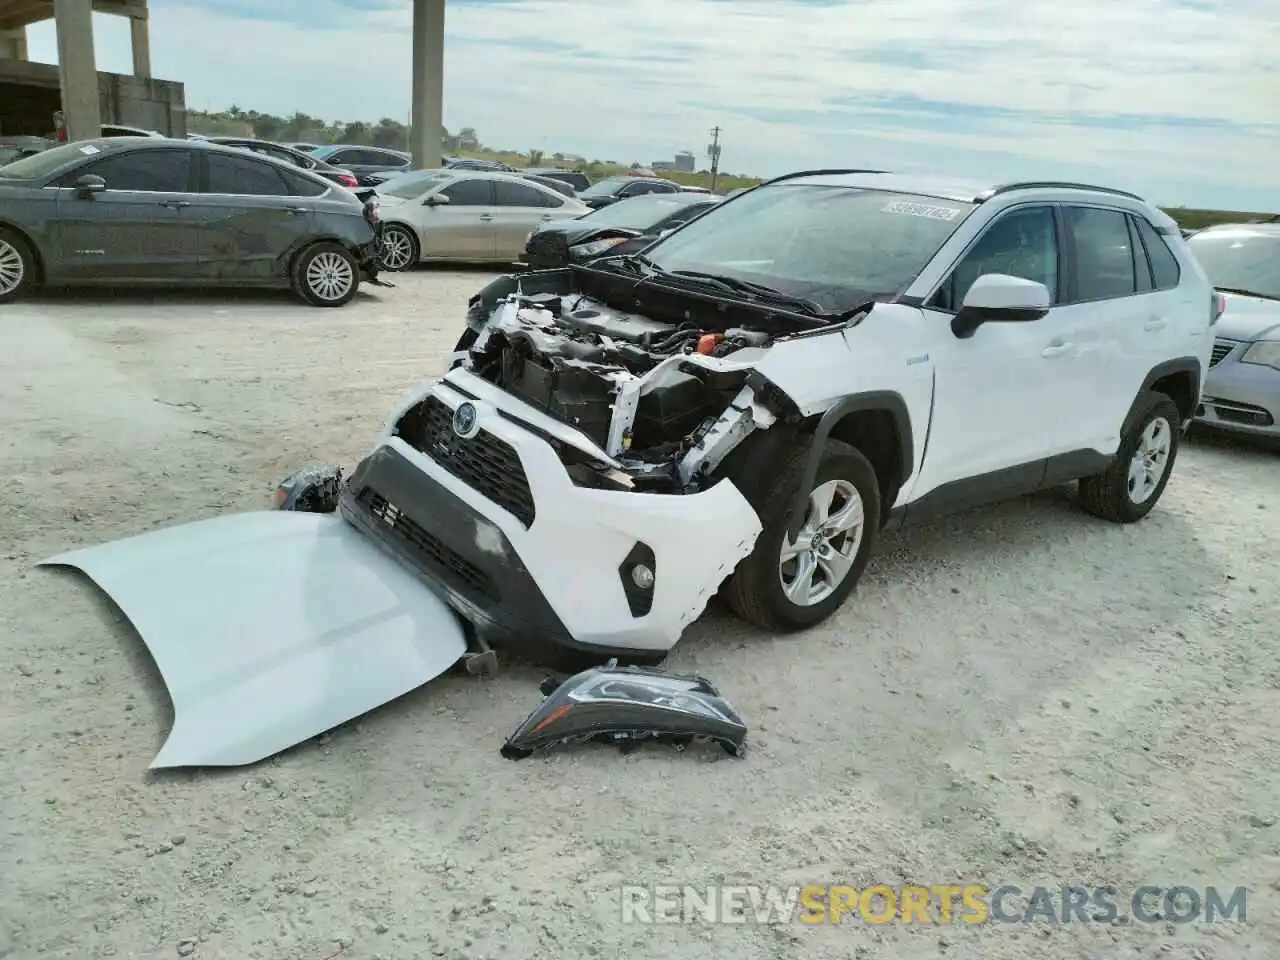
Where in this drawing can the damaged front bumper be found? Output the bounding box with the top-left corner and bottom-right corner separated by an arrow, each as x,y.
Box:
339,378 -> 762,659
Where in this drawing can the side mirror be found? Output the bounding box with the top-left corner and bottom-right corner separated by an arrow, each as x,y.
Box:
951,273 -> 1050,339
423,193 -> 450,206
74,174 -> 106,197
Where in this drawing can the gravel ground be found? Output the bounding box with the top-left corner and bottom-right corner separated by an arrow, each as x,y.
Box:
1,272 -> 1278,960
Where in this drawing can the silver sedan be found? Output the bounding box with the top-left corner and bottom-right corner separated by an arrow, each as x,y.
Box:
375,169 -> 589,268
1189,223 -> 1280,440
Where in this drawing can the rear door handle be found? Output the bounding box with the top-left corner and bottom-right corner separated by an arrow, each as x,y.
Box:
160,199 -> 190,209
479,214 -> 495,221
540,214 -> 554,221
1144,316 -> 1168,331
1041,340 -> 1073,358
285,206 -> 307,215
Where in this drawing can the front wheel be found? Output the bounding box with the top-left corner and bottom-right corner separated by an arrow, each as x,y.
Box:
723,438 -> 881,632
292,242 -> 360,307
1077,390 -> 1181,523
379,223 -> 418,271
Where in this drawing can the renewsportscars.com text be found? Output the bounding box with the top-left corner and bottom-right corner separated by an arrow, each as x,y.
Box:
620,884 -> 1249,925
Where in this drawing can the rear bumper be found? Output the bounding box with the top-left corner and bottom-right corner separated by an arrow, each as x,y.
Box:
339,377 -> 762,655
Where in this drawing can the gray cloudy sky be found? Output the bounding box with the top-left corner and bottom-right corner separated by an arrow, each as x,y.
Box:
24,0 -> 1278,210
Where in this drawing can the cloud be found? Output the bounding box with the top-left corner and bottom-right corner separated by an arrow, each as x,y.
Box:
21,0 -> 1277,210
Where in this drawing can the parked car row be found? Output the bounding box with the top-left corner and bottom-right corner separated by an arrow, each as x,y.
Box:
0,137 -> 383,307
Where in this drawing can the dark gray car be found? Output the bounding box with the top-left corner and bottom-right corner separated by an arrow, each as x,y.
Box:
204,137 -> 362,190
308,145 -> 412,186
0,138 -> 383,307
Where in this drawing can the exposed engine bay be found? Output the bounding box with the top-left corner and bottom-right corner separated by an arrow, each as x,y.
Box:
392,268 -> 833,493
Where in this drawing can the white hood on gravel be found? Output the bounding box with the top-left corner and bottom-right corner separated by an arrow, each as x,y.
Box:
39,511 -> 467,769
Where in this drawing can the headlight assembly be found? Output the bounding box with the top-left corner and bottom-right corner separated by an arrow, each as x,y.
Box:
570,236 -> 628,258
1240,340 -> 1280,371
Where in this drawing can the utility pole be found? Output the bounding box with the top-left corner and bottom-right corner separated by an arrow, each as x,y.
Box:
707,126 -> 722,193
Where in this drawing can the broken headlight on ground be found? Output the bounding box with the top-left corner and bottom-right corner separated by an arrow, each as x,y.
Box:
501,660 -> 748,759
274,463 -> 344,513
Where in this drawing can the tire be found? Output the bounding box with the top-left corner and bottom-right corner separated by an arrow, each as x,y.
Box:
379,223 -> 418,271
723,438 -> 881,632
1077,390 -> 1181,523
0,227 -> 38,305
291,242 -> 360,307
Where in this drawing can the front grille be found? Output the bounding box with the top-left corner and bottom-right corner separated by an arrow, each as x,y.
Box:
1209,339 -> 1236,367
396,396 -> 536,527
357,488 -> 498,600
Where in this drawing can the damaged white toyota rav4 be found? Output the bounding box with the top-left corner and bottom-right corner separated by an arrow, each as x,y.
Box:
340,170 -> 1216,663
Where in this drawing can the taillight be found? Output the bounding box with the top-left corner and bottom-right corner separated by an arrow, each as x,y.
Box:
1211,292 -> 1226,325
338,173 -> 358,188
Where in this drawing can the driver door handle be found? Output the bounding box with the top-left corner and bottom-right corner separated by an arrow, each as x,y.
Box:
160,199 -> 190,208
1041,339 -> 1073,358
540,214 -> 554,221
478,214 -> 495,221
1144,316 -> 1168,331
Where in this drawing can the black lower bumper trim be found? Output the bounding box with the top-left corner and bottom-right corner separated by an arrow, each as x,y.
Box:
339,444 -> 665,663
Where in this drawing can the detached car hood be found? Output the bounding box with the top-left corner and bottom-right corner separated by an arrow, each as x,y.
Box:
40,511 -> 467,768
1216,293 -> 1280,341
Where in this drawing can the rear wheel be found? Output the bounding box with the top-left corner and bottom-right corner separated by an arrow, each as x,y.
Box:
0,228 -> 37,304
292,242 -> 360,307
379,223 -> 418,271
724,438 -> 880,631
1077,391 -> 1181,523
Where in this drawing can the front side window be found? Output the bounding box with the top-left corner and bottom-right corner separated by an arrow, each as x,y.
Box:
381,171 -> 453,199
933,205 -> 1059,311
438,178 -> 493,206
1186,230 -> 1280,300
205,153 -> 290,196
645,185 -> 978,314
494,179 -> 559,208
1065,206 -> 1138,301
81,149 -> 194,192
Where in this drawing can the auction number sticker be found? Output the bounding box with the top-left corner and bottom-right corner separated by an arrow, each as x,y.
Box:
79,144 -> 100,155
882,200 -> 962,220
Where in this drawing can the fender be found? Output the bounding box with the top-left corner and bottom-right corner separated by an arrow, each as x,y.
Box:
784,391 -> 914,540
1131,356 -> 1202,432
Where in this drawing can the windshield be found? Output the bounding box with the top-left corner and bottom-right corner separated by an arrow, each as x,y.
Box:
0,141 -> 89,181
579,176 -> 632,198
381,171 -> 453,199
1187,231 -> 1280,300
582,195 -> 702,229
642,184 -> 977,312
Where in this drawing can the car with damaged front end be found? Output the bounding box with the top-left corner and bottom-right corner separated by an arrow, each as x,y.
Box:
339,170 -> 1213,665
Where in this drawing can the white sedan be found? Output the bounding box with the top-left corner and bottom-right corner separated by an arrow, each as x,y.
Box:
376,169 -> 590,268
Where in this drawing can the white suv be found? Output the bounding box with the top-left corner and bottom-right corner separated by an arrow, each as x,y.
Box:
339,171 -> 1215,663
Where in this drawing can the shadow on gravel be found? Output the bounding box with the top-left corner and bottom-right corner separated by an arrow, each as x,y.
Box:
28,286 -> 386,309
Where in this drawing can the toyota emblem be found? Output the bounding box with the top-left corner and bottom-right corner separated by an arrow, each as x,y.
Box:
451,401 -> 479,438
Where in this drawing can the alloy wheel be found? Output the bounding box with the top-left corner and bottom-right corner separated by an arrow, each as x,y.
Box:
381,227 -> 414,270
778,478 -> 865,606
0,238 -> 25,297
305,251 -> 355,302
1127,416 -> 1172,504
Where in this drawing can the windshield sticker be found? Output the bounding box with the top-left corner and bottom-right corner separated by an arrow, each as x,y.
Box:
79,144 -> 100,155
882,200 -> 961,220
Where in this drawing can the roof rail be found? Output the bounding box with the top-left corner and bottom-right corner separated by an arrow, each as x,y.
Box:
979,181 -> 1146,202
759,168 -> 890,187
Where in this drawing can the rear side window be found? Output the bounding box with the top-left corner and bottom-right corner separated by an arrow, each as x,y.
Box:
1064,206 -> 1138,301
494,179 -> 557,208
279,168 -> 327,197
1133,216 -> 1181,290
205,153 -> 291,196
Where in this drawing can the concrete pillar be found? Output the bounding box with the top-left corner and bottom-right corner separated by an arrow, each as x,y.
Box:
410,0 -> 445,170
0,27 -> 28,60
54,0 -> 102,140
130,16 -> 150,77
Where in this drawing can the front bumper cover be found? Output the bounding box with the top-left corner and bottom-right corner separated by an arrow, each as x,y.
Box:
1195,357 -> 1280,439
339,380 -> 762,657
